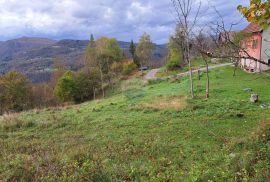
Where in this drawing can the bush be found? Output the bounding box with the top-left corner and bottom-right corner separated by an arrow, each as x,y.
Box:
111,62 -> 123,74
54,71 -> 77,102
0,71 -> 33,113
166,56 -> 181,70
166,37 -> 183,70
123,62 -> 137,75
54,70 -> 101,103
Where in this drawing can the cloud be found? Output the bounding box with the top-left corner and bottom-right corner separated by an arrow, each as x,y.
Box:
0,0 -> 248,43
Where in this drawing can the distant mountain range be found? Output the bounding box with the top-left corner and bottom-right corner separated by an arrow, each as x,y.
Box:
0,37 -> 168,83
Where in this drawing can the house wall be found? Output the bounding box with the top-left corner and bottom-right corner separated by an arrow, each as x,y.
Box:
240,33 -> 263,72
261,26 -> 270,71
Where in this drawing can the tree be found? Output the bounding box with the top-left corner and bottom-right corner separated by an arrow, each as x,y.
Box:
129,40 -> 140,67
195,32 -> 210,98
166,36 -> 183,70
171,0 -> 201,99
136,32 -> 155,71
0,71 -> 32,113
54,69 -> 101,103
74,69 -> 101,102
54,71 -> 77,102
172,24 -> 188,65
84,36 -> 123,98
238,0 -> 270,29
85,34 -> 96,68
129,40 -> 136,58
90,34 -> 95,44
32,83 -> 59,108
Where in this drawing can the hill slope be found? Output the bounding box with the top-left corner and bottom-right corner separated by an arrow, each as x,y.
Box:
0,37 -> 56,62
0,67 -> 269,181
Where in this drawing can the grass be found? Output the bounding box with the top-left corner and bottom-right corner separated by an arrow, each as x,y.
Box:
0,67 -> 270,181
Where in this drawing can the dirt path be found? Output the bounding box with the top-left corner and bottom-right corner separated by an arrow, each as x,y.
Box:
176,63 -> 233,78
144,63 -> 233,81
144,69 -> 160,80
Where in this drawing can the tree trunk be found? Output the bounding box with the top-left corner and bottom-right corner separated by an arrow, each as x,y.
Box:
98,61 -> 105,98
93,87 -> 96,100
140,62 -> 143,76
186,37 -> 194,99
106,58 -> 112,85
233,59 -> 239,77
204,59 -> 210,99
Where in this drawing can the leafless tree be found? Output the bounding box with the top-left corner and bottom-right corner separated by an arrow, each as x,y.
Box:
195,31 -> 211,98
171,0 -> 202,99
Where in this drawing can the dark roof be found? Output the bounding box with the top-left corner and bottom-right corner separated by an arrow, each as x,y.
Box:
243,23 -> 262,33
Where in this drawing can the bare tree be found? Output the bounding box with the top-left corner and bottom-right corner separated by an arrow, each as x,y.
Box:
195,31 -> 211,98
171,0 -> 201,99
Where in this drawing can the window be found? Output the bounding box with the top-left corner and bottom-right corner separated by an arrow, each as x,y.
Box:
252,39 -> 258,49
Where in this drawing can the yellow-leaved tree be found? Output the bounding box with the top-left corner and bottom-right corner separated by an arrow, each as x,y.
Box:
238,0 -> 270,29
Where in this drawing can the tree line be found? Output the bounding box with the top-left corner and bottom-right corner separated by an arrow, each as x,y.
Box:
0,33 -> 155,114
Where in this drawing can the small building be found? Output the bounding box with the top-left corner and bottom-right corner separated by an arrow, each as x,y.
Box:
240,23 -> 270,72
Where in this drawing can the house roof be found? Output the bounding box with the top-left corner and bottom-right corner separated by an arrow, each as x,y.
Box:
243,23 -> 262,33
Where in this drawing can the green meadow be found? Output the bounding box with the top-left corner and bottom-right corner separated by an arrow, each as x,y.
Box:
1,66 -> 269,181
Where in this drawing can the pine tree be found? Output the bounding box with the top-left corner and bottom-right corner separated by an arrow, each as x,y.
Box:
129,40 -> 136,59
90,34 -> 95,48
129,40 -> 139,67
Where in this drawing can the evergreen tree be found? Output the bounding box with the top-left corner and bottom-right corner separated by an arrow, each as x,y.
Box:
129,40 -> 136,59
89,34 -> 95,48
129,40 -> 140,67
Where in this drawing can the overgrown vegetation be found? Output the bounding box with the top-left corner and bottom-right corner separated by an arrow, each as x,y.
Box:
1,67 -> 269,181
166,37 -> 183,70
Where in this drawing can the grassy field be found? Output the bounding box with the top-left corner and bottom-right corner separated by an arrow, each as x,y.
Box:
0,67 -> 270,181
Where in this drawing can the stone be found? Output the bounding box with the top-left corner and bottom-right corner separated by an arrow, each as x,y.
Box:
250,94 -> 259,103
243,88 -> 252,93
229,153 -> 236,158
260,105 -> 265,109
211,58 -> 220,64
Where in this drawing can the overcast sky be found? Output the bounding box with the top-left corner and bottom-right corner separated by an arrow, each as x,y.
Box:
0,0 -> 249,43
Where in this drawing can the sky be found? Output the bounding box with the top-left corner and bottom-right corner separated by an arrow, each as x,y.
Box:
0,0 -> 250,43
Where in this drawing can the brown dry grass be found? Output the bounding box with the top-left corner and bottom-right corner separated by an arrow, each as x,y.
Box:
141,95 -> 187,110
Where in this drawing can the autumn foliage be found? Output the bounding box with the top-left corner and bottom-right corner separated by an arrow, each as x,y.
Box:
238,0 -> 270,29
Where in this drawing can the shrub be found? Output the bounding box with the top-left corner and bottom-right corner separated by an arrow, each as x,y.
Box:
166,56 -> 181,70
111,62 -> 123,74
123,62 -> 137,75
54,71 -> 77,102
0,71 -> 33,113
54,69 -> 101,103
166,37 -> 183,70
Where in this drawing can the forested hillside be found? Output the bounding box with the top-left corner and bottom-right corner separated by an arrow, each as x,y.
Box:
0,38 -> 168,83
